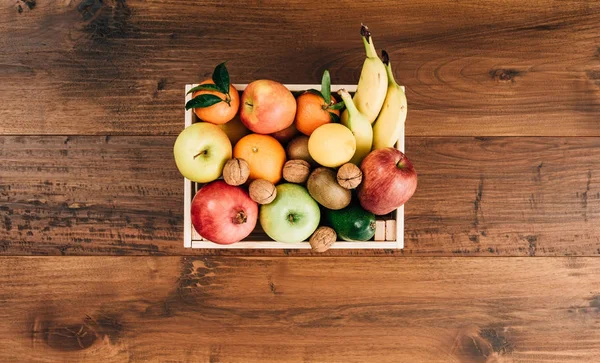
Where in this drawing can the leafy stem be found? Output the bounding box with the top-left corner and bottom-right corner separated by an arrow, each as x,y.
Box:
321,70 -> 331,105
185,61 -> 234,110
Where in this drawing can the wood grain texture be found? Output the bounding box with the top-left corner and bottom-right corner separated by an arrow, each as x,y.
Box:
1,256 -> 599,362
2,136 -> 599,256
1,0 -> 599,136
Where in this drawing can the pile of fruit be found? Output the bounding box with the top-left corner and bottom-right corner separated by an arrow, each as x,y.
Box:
173,25 -> 417,252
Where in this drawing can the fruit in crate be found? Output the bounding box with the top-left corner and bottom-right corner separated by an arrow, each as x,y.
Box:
307,167 -> 351,210
233,134 -> 286,184
249,179 -> 277,205
222,158 -> 250,186
259,183 -> 320,243
337,163 -> 363,189
308,123 -> 356,168
372,50 -> 408,150
185,62 -> 240,125
271,123 -> 299,144
358,148 -> 417,215
173,122 -> 232,183
337,89 -> 373,166
341,25 -> 387,124
283,160 -> 311,184
191,181 -> 258,244
295,70 -> 344,136
325,203 -> 376,242
240,80 -> 297,134
309,226 -> 337,252
286,135 -> 316,166
218,111 -> 251,147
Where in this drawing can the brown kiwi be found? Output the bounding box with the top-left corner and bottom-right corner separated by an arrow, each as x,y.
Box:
307,167 -> 352,210
286,135 -> 316,166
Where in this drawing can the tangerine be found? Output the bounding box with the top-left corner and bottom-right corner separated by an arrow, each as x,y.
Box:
192,80 -> 240,125
233,134 -> 286,184
295,92 -> 340,136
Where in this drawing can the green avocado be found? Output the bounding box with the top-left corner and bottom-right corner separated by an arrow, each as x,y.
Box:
325,203 -> 377,242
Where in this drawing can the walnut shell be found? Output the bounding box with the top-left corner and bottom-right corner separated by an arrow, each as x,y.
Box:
283,159 -> 311,184
223,158 -> 250,186
309,226 -> 337,252
249,179 -> 277,204
336,163 -> 363,189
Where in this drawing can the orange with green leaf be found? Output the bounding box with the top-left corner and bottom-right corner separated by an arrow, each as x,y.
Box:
294,70 -> 345,136
186,62 -> 240,125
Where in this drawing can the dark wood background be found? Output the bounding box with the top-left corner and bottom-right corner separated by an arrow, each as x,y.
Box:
1,0 -> 599,361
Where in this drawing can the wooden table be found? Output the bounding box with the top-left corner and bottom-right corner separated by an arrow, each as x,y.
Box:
1,1 -> 599,362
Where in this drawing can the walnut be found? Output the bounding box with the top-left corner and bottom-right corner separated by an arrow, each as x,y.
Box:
336,163 -> 362,189
309,226 -> 337,252
222,158 -> 250,186
283,159 -> 311,184
249,179 -> 277,204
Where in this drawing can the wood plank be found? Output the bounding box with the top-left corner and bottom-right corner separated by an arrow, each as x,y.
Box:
1,136 -> 599,256
1,256 -> 599,362
1,0 -> 599,136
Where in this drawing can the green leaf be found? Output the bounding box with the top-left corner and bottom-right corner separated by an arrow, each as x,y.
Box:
305,89 -> 324,99
329,100 -> 345,111
185,94 -> 223,110
212,62 -> 230,94
321,70 -> 331,105
186,83 -> 220,95
329,112 -> 340,123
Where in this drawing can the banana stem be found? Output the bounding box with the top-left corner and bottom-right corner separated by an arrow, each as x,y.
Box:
338,89 -> 360,119
382,50 -> 398,87
362,36 -> 378,59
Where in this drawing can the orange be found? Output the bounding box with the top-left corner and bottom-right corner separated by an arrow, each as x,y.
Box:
295,92 -> 340,136
192,80 -> 240,125
233,134 -> 286,184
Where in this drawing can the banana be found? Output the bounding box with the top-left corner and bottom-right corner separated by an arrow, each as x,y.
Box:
341,24 -> 388,124
338,89 -> 373,166
372,50 -> 408,150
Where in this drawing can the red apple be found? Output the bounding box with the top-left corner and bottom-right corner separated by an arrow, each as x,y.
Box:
240,80 -> 297,134
270,123 -> 299,144
191,180 -> 258,244
358,148 -> 417,215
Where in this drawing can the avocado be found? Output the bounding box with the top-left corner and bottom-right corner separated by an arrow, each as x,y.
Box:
325,203 -> 376,241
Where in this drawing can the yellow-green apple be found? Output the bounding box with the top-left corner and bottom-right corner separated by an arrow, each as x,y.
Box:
173,122 -> 232,183
218,112 -> 250,147
240,80 -> 297,134
259,183 -> 320,243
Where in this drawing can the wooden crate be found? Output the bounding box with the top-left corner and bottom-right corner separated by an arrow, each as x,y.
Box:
183,84 -> 405,249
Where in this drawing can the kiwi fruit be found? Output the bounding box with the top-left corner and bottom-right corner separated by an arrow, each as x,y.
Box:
307,167 -> 351,210
286,136 -> 316,166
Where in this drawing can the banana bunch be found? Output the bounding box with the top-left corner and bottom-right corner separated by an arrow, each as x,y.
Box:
341,25 -> 388,125
341,24 -> 408,165
372,50 -> 407,150
338,89 -> 372,165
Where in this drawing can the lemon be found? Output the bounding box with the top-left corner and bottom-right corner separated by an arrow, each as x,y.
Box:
308,123 -> 356,168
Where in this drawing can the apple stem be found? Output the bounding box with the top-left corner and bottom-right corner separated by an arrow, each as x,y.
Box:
233,211 -> 247,225
288,214 -> 295,223
396,155 -> 405,169
193,150 -> 208,159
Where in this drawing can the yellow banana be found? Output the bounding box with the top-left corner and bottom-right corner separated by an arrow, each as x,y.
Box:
338,89 -> 373,166
373,50 -> 408,150
341,24 -> 388,124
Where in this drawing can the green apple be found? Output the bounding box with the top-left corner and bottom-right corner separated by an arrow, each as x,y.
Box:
173,122 -> 232,183
259,183 -> 320,243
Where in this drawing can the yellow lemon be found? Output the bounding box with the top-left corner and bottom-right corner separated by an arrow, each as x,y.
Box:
308,123 -> 356,168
